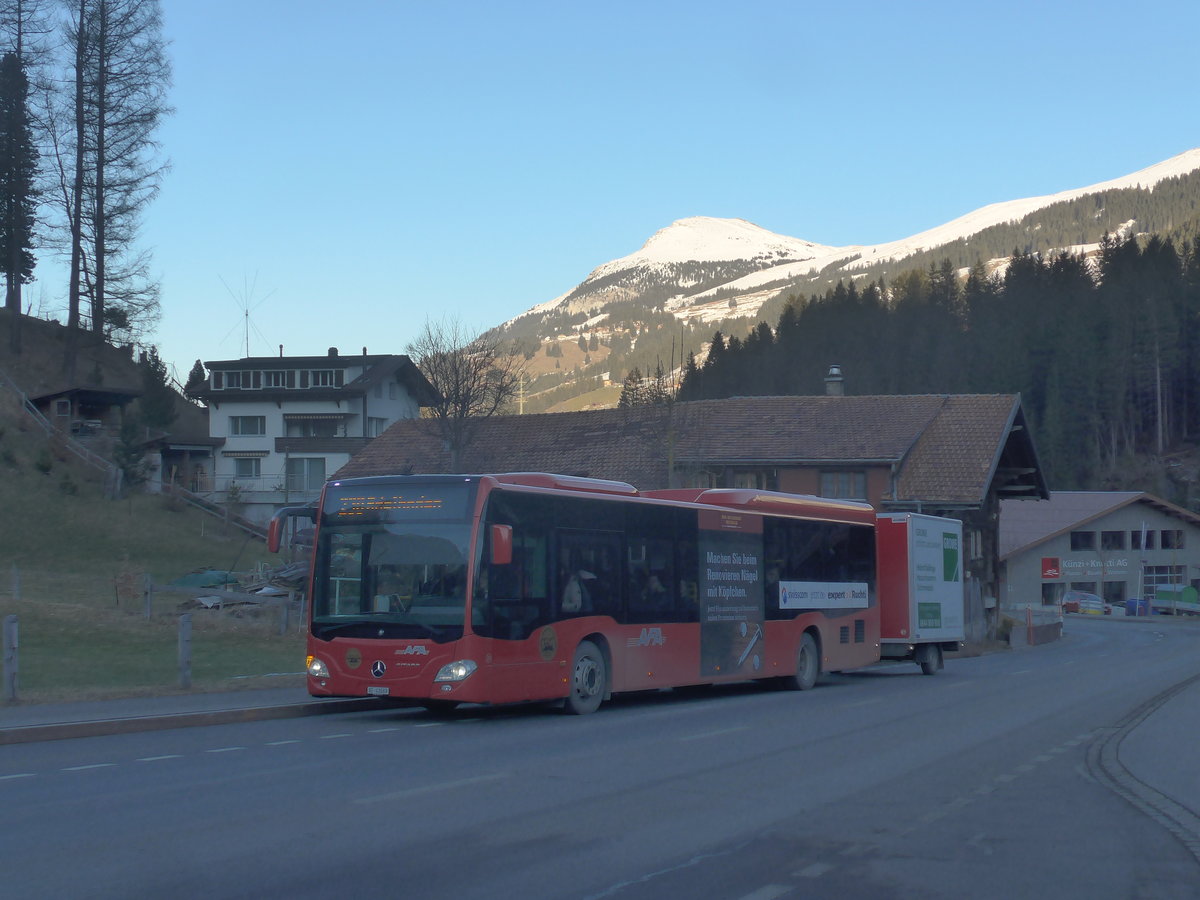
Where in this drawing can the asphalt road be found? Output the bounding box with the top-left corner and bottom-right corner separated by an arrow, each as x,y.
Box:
2,617 -> 1199,899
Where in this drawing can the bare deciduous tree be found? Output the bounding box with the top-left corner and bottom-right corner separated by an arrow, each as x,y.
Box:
58,0 -> 170,345
407,317 -> 525,472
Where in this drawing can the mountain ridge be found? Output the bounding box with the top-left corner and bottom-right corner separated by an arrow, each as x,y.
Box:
497,148 -> 1200,412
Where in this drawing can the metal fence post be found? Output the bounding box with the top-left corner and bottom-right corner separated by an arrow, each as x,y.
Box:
178,614 -> 192,689
4,615 -> 18,702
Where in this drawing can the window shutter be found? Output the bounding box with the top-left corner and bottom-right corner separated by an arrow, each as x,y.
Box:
300,370 -> 309,388
214,371 -> 223,389
287,370 -> 295,388
335,370 -> 344,387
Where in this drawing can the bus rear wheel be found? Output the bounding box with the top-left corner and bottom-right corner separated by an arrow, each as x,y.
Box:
782,632 -> 820,691
564,640 -> 606,715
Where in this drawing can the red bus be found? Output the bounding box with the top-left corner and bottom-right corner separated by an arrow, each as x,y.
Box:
269,472 -> 900,714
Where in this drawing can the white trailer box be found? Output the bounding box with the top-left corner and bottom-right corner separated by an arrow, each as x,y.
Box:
876,513 -> 965,673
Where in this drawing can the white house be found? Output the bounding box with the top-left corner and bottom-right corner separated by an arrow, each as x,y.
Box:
194,347 -> 437,524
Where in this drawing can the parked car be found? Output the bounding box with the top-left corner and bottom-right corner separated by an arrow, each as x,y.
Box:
1062,590 -> 1111,615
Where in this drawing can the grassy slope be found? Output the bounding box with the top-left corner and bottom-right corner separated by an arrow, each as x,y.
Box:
0,389 -> 305,702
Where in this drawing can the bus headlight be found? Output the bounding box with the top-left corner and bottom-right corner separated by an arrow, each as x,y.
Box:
434,659 -> 477,682
306,655 -> 330,679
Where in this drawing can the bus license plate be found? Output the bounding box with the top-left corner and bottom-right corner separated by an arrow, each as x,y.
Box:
367,686 -> 390,696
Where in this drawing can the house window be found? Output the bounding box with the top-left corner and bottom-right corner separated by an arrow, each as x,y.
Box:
264,370 -> 287,388
1161,530 -> 1184,550
310,369 -> 336,387
1132,529 -> 1156,551
224,370 -> 254,389
968,529 -> 983,560
286,457 -> 326,493
229,416 -> 266,436
820,470 -> 866,499
367,417 -> 388,437
1069,531 -> 1096,551
388,381 -> 398,400
732,471 -> 769,490
234,457 -> 260,479
1101,531 -> 1126,551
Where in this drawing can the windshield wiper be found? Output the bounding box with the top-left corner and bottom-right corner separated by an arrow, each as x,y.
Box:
313,619 -> 445,640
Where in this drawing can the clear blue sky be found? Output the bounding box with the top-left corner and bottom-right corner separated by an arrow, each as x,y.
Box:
30,0 -> 1200,381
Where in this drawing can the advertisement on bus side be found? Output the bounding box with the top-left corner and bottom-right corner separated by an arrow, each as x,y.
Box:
698,509 -> 765,677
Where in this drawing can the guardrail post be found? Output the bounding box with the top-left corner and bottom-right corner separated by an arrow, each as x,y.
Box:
3,615 -> 18,702
143,573 -> 153,619
178,613 -> 192,689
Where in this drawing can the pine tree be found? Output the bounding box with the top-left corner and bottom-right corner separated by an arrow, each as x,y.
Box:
184,358 -> 206,401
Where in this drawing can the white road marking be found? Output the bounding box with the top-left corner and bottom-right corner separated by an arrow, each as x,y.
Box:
206,747 -> 245,753
266,740 -> 300,746
738,885 -> 793,899
678,726 -> 749,741
354,772 -> 509,805
797,862 -> 834,877
0,773 -> 35,780
368,727 -> 401,733
320,733 -> 353,739
137,755 -> 183,762
63,763 -> 116,771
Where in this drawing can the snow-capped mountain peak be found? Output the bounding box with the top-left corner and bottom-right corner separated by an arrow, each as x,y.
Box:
595,216 -> 835,274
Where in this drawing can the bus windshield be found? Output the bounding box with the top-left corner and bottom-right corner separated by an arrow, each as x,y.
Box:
310,481 -> 475,642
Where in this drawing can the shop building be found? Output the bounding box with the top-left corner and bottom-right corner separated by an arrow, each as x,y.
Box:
999,491 -> 1200,612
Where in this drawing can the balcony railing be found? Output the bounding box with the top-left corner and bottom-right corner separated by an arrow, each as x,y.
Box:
194,475 -> 325,505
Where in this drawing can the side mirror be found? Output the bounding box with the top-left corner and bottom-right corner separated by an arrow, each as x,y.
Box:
267,506 -> 316,553
490,524 -> 513,565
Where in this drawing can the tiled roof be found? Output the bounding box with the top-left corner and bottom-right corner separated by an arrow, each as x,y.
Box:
337,394 -> 1039,507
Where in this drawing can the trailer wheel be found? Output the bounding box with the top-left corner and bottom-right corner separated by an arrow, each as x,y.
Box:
783,632 -> 820,691
564,640 -> 606,715
919,644 -> 943,676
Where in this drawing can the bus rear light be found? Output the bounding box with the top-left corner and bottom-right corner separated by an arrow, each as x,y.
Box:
434,660 -> 477,683
307,655 -> 330,679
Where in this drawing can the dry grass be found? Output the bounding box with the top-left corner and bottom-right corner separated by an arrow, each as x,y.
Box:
0,396 -> 304,702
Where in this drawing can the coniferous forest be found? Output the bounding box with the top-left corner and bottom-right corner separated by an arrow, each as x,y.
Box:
677,233 -> 1200,504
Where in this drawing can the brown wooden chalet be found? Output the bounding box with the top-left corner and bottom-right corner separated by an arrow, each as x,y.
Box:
335,394 -> 1048,639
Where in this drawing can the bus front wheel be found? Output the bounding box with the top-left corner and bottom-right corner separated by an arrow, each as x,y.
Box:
564,640 -> 606,715
783,633 -> 820,691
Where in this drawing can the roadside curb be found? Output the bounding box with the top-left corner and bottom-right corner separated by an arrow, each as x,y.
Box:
0,697 -> 386,746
